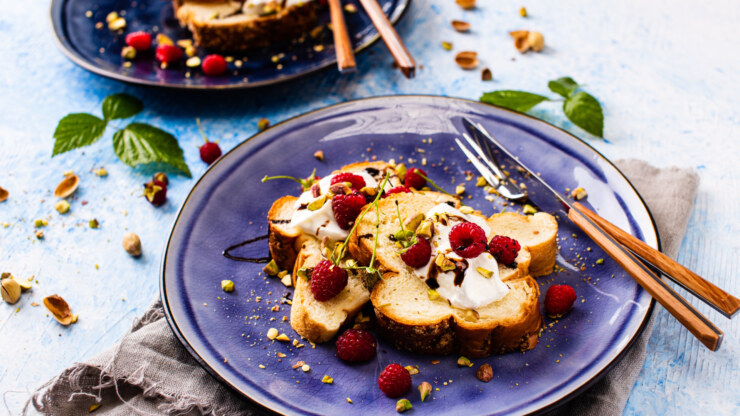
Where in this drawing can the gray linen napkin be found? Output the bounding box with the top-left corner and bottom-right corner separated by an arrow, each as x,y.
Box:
25,159 -> 699,416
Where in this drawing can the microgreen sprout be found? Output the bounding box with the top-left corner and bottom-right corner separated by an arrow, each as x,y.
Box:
262,168 -> 319,191
415,171 -> 455,197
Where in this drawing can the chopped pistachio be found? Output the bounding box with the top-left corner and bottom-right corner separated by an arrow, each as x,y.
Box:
13,276 -> 32,291
108,17 -> 126,31
344,3 -> 357,13
263,260 -> 279,276
186,56 -> 201,68
404,213 -> 425,232
395,163 -> 407,181
313,150 -> 324,161
185,45 -> 197,57
519,6 -> 528,17
301,364 -> 310,372
281,274 -> 292,287
476,176 -> 488,187
522,204 -> 538,215
276,333 -> 290,342
156,33 -> 173,46
121,46 -> 136,60
571,187 -> 588,200
435,254 -> 456,271
95,167 -> 108,177
396,398 -> 412,413
595,258 -> 604,265
105,11 -> 118,23
459,205 -> 474,214
405,365 -> 419,375
55,200 -> 71,214
89,219 -> 99,229
457,356 -> 474,367
307,195 -> 327,211
35,230 -> 44,239
476,267 -> 493,278
455,184 -> 466,195
266,328 -> 278,340
441,41 -> 453,51
34,219 -> 46,228
221,280 -> 235,292
296,267 -> 310,280
427,288 -> 441,301
416,219 -> 433,239
419,381 -> 432,402
321,375 -> 333,384
258,118 -> 270,131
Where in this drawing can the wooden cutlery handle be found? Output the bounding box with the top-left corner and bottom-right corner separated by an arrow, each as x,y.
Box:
358,0 -> 416,78
568,204 -> 723,351
575,202 -> 740,318
328,0 -> 356,73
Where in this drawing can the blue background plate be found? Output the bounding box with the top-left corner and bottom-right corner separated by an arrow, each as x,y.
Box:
50,0 -> 409,89
161,96 -> 657,415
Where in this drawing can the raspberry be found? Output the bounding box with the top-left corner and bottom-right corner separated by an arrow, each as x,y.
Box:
331,192 -> 366,229
404,167 -> 427,189
125,31 -> 152,51
202,54 -> 227,76
199,141 -> 222,165
383,186 -> 411,197
144,179 -> 167,206
401,238 -> 431,268
331,172 -> 366,191
335,329 -> 377,362
155,44 -> 183,64
310,260 -> 348,301
377,363 -> 411,398
448,222 -> 487,258
545,284 -> 577,318
488,235 -> 521,266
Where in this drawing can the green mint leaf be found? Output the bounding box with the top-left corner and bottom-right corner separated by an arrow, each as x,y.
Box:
548,77 -> 579,98
112,123 -> 191,177
102,93 -> 143,120
52,113 -> 107,156
480,90 -> 549,113
563,91 -> 604,137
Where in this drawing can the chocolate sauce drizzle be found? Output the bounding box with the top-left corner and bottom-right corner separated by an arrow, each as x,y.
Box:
222,233 -> 271,263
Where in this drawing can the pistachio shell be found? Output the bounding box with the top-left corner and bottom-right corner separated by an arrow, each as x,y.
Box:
455,51 -> 479,70
456,0 -> 476,10
54,174 -> 79,198
451,20 -> 471,33
43,294 -> 75,326
0,186 -> 8,202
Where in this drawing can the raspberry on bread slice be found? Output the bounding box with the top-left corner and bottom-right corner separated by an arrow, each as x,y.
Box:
486,212 -> 558,277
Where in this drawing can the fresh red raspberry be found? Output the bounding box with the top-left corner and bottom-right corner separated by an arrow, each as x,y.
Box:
155,44 -> 182,64
448,222 -> 487,258
404,167 -> 427,189
383,186 -> 411,197
401,238 -> 431,268
199,141 -> 222,165
310,260 -> 348,301
335,328 -> 377,362
331,172 -> 366,191
488,235 -> 521,266
332,192 -> 366,229
202,54 -> 227,76
125,31 -> 152,51
143,179 -> 167,206
545,284 -> 577,318
377,363 -> 411,398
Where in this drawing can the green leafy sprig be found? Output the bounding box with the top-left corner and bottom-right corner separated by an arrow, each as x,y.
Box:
414,171 -> 455,197
393,200 -> 418,252
262,169 -> 319,191
480,76 -> 604,138
53,93 -> 191,176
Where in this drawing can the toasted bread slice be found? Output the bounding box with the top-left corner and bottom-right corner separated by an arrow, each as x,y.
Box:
487,212 -> 558,276
173,0 -> 319,52
349,192 -> 553,358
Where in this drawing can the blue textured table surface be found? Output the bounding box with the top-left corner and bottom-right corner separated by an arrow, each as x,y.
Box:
1,1 -> 738,415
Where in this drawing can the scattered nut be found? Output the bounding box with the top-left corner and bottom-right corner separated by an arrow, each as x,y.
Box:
34,219 -> 47,228
221,280 -> 235,292
456,0 -> 476,10
457,356 -> 474,367
519,7 -> 528,17
292,360 -> 305,369
522,204 -> 538,215
35,230 -> 44,239
510,30 -> 545,53
476,363 -> 493,382
344,3 -> 357,13
122,232 -> 142,257
451,20 -> 471,32
459,205 -> 474,214
257,118 -> 270,131
427,288 -> 440,300
396,398 -> 412,413
1,278 -> 21,304
121,46 -> 136,60
441,41 -> 453,51
527,31 -> 545,52
89,403 -> 102,413
108,17 -> 126,31
55,200 -> 70,214
301,364 -> 310,372
321,375 -> 333,384
455,184 -> 466,195
481,68 -> 493,81
455,51 -> 479,70
313,150 -> 324,161
281,274 -> 292,287
43,294 -> 77,326
105,11 -> 119,23
0,187 -> 8,203
596,258 -> 604,265
276,333 -> 290,342
156,33 -> 174,46
186,56 -> 201,68
54,173 -> 79,198
266,328 -> 278,340
89,219 -> 99,229
405,365 -> 419,375
13,276 -> 32,291
571,187 -> 588,200
419,381 -> 432,402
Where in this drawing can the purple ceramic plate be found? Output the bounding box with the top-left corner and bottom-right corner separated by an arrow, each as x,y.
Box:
161,96 -> 657,415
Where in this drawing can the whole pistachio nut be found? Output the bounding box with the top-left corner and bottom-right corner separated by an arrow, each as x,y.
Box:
1,278 -> 21,304
122,232 -> 142,257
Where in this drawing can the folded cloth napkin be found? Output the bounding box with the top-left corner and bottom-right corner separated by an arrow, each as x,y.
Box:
25,159 -> 699,416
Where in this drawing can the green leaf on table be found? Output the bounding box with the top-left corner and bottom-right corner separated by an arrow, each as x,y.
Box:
563,91 -> 604,137
112,123 -> 191,177
52,113 -> 107,156
548,77 -> 579,98
479,90 -> 550,113
102,93 -> 143,120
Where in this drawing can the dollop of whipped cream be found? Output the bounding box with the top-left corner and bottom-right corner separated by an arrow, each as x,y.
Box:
289,170 -> 385,241
416,204 -> 510,310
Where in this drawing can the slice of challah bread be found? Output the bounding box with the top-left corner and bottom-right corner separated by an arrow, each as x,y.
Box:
349,192 -> 555,358
173,0 -> 319,52
266,162 -> 396,342
487,212 -> 558,277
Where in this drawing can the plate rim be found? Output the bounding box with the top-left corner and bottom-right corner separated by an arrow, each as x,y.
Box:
49,0 -> 412,90
160,95 -> 659,415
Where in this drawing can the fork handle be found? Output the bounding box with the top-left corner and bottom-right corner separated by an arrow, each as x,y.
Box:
568,204 -> 723,351
574,202 -> 740,318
